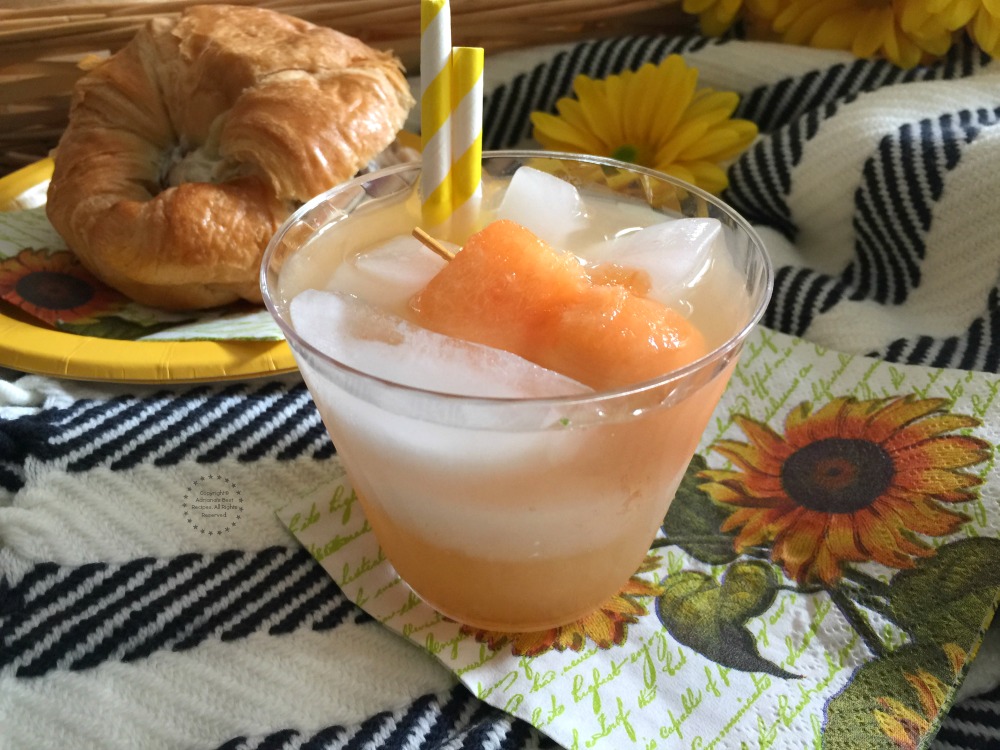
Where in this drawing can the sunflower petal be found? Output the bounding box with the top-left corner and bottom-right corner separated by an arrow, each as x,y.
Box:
619,578 -> 665,599
574,77 -> 620,147
687,89 -> 741,120
881,413 -> 982,451
879,492 -> 968,536
462,628 -> 512,652
855,508 -> 925,568
893,528 -> 938,559
511,629 -> 560,657
599,594 -> 647,618
784,401 -> 818,444
725,507 -> 787,545
712,438 -> 782,474
813,544 -> 845,585
654,118 -> 714,166
895,466 -> 984,496
653,89 -> 740,164
701,481 -> 757,505
893,435 -> 993,471
733,471 -> 788,498
625,63 -> 661,146
854,9 -> 894,58
530,111 -> 607,154
659,162 -> 700,187
577,610 -> 626,649
779,0 -> 848,45
649,56 -> 700,143
771,508 -> 823,582
785,396 -> 851,443
835,397 -> 888,439
825,512 -> 868,562
721,506 -> 766,532
974,6 -> 1000,55
738,413 -> 795,458
698,468 -> 743,483
555,624 -> 588,652
908,670 -> 948,719
875,696 -> 930,739
671,161 -> 725,195
869,396 -> 949,439
944,643 -> 967,675
705,483 -> 790,508
688,120 -> 759,162
812,11 -> 863,49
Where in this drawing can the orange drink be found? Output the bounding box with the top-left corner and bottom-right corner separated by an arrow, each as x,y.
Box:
261,151 -> 772,632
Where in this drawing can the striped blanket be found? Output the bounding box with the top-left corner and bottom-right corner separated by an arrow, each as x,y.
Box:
3,33 -> 1000,749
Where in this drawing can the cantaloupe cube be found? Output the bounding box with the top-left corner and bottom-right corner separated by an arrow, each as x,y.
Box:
411,219 -> 707,390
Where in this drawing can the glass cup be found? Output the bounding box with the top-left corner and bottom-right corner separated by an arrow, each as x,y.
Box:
261,151 -> 772,632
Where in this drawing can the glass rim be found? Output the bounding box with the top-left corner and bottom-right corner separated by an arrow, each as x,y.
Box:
260,149 -> 774,408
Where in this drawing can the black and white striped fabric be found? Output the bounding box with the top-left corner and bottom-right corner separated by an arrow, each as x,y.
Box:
3,33 -> 1000,750
481,33 -> 1000,374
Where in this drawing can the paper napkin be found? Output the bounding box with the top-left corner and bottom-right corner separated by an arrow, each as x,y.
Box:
279,325 -> 999,749
0,206 -> 283,342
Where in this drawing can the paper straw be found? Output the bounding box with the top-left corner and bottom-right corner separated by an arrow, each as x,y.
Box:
420,0 -> 452,226
448,46 -> 484,232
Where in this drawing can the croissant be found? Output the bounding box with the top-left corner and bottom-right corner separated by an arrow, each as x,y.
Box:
46,4 -> 415,310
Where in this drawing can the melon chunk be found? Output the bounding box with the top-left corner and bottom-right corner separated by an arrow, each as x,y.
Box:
411,219 -> 707,390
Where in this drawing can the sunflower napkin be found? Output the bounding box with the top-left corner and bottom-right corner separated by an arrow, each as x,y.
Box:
277,324 -> 999,749
0,207 -> 283,341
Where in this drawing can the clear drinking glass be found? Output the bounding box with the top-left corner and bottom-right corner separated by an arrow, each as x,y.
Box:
261,151 -> 772,632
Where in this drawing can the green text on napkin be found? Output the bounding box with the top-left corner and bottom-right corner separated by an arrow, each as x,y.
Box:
277,326 -> 1000,749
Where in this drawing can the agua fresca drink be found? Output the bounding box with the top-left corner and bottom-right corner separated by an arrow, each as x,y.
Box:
262,152 -> 771,632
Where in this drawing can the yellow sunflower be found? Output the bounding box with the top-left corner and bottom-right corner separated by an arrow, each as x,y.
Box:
0,248 -> 124,326
874,643 -> 966,750
460,555 -> 664,656
770,0 -> 957,68
530,55 -> 758,195
699,396 -> 991,585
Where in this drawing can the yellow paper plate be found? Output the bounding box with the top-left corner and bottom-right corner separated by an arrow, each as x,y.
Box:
0,159 -> 56,211
0,161 -> 297,384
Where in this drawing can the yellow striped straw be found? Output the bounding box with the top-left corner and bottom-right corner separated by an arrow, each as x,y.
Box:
448,46 -> 484,232
420,0 -> 452,227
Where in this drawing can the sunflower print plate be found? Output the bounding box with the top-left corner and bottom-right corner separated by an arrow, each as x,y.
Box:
0,160 -> 295,384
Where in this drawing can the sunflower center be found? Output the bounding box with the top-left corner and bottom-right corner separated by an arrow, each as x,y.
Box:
781,437 -> 894,513
611,144 -> 640,164
15,271 -> 94,311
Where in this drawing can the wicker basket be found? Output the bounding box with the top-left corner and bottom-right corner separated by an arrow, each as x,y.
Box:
0,0 -> 692,176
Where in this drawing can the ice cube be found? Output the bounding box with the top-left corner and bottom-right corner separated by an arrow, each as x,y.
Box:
290,289 -> 590,398
584,218 -> 723,306
325,235 -> 450,318
495,166 -> 588,248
